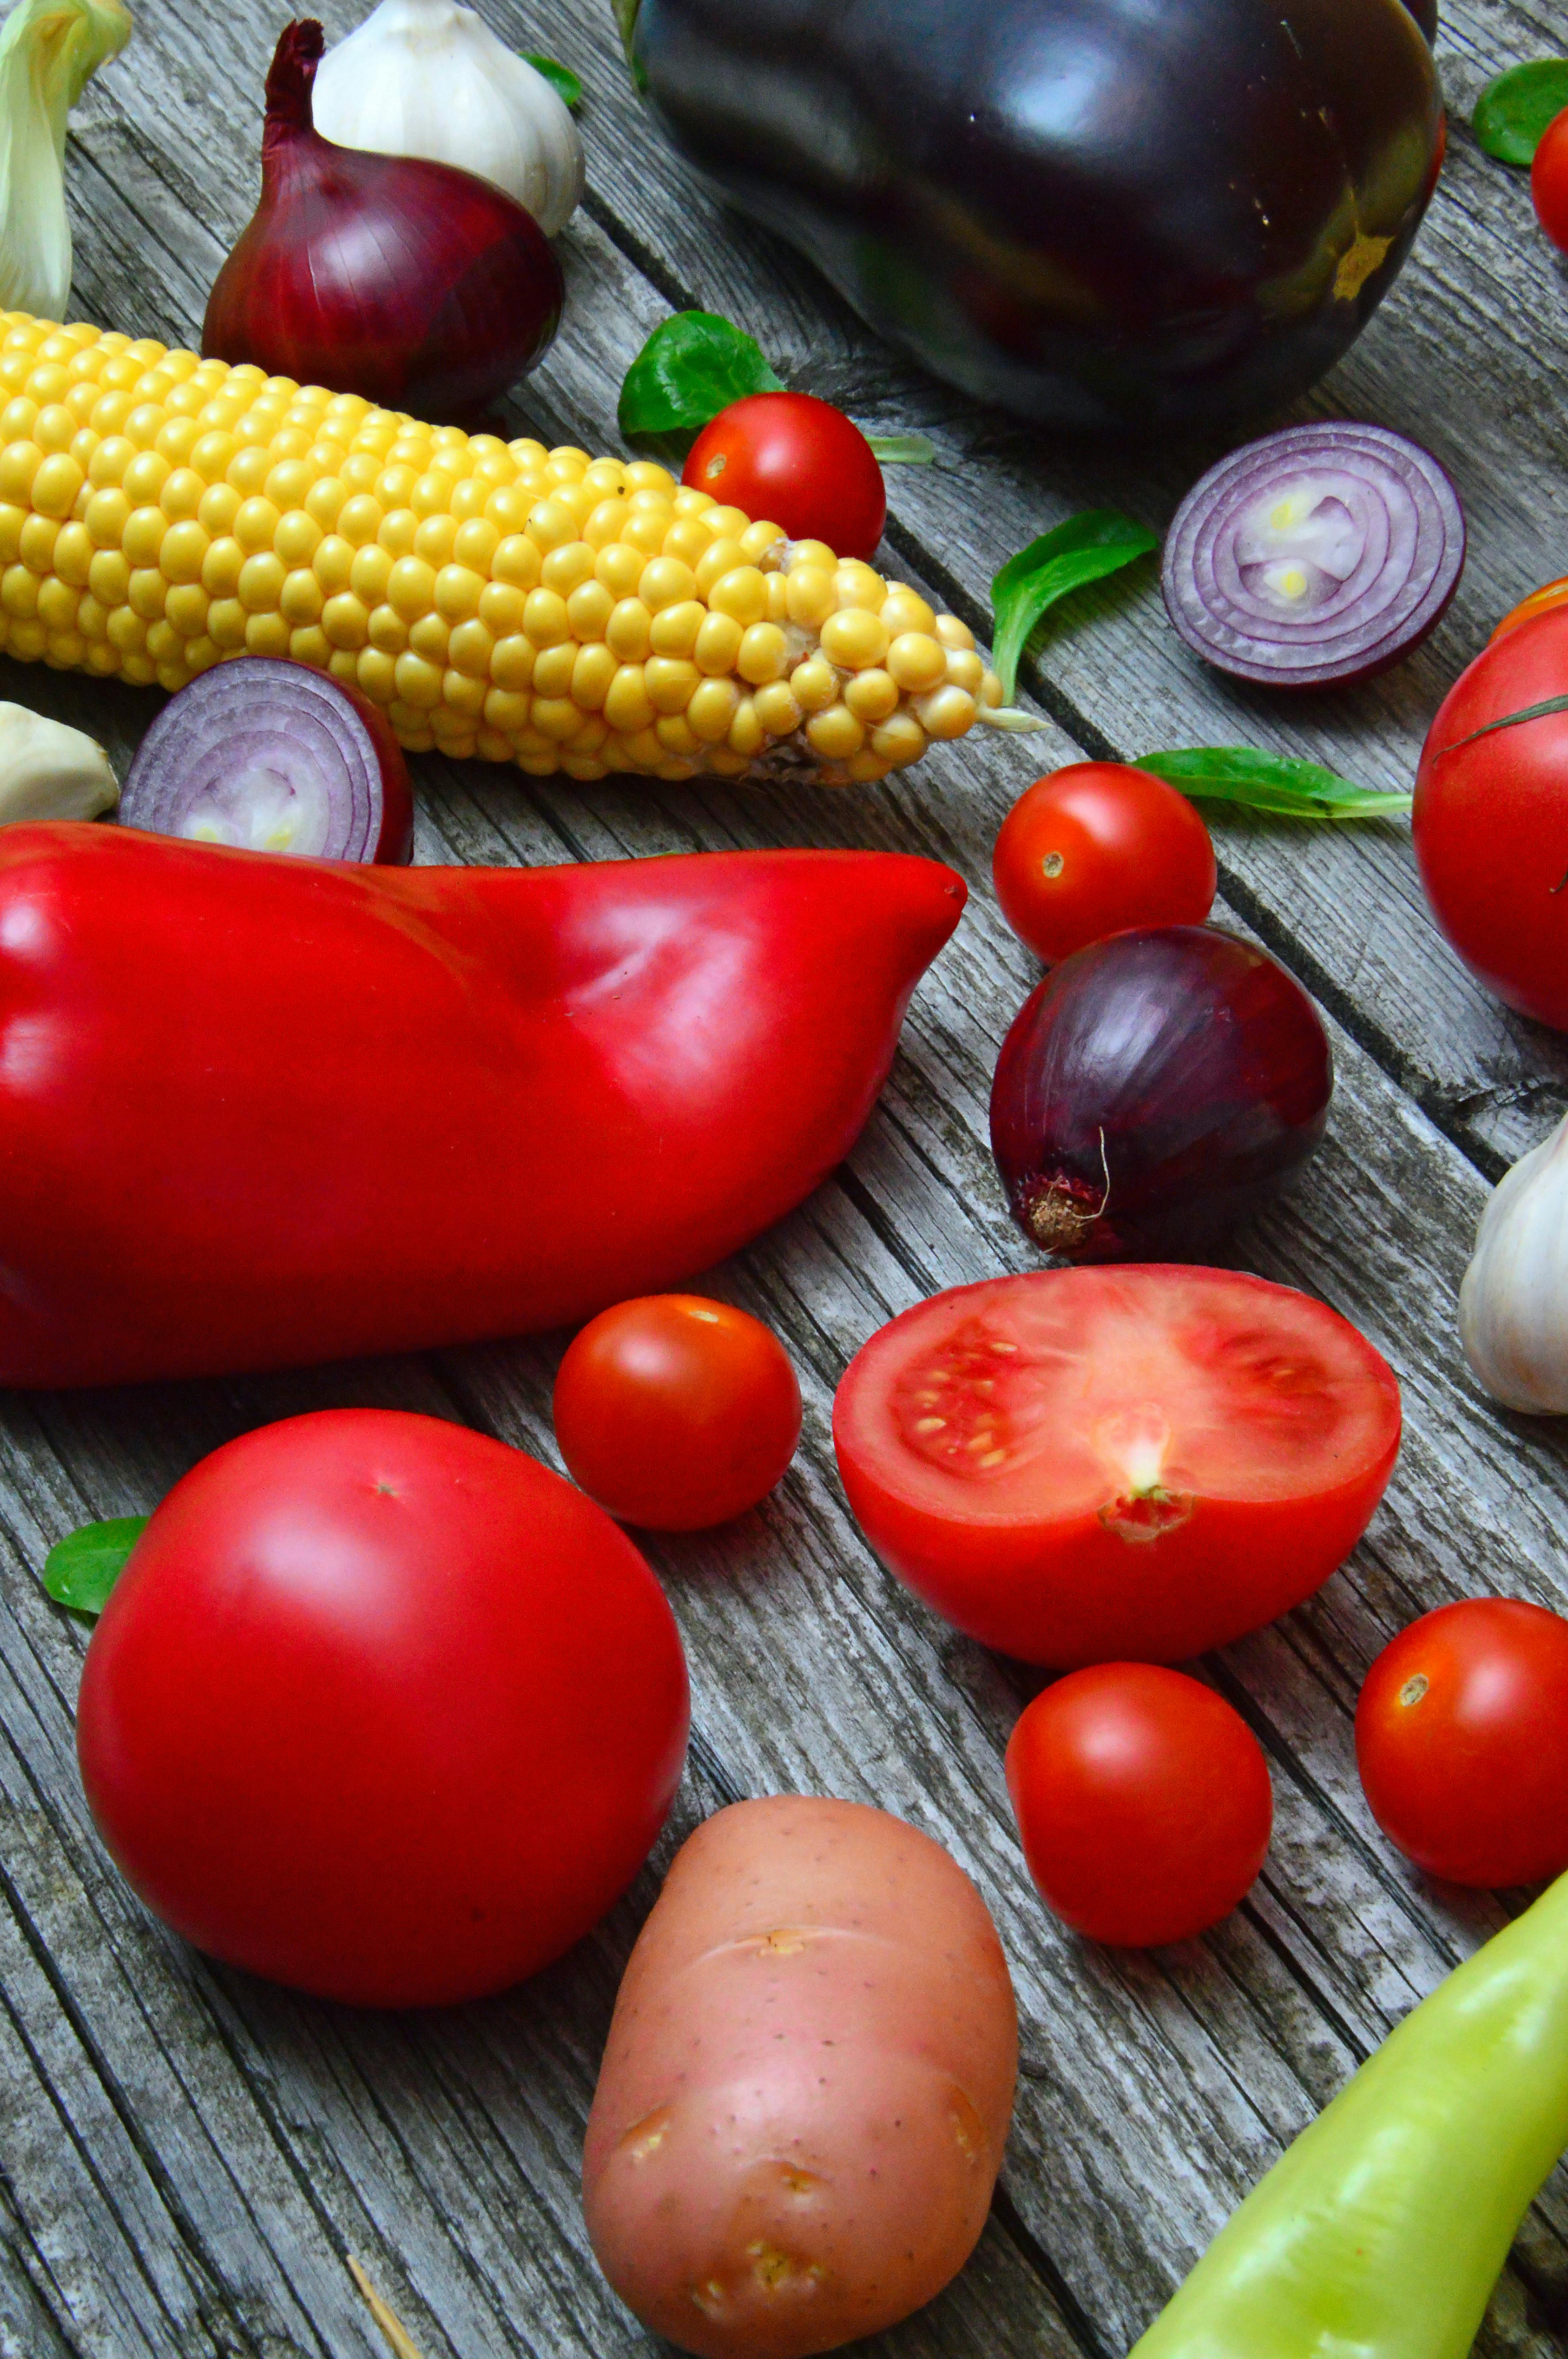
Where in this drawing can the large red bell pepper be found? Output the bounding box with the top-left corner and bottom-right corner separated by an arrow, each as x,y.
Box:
0,826 -> 965,1387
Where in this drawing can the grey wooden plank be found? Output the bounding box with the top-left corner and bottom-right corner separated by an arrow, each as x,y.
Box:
0,0 -> 1563,2351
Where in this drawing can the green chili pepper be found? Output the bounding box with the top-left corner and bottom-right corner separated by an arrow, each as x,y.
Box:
1130,1869 -> 1568,2359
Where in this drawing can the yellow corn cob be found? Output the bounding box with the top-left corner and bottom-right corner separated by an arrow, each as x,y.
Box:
0,311 -> 1010,786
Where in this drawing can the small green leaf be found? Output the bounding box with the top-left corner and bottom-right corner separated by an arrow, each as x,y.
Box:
1473,60 -> 1568,166
1136,746 -> 1413,821
1433,693 -> 1568,755
990,513 -> 1158,701
618,312 -> 783,443
43,1515 -> 148,1614
863,433 -> 936,465
526,54 -> 583,108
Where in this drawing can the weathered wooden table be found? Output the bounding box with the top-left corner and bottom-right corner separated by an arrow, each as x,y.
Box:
3,0 -> 1565,2349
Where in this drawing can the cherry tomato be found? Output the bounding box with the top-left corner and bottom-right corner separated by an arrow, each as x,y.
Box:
1489,575 -> 1568,644
1532,107 -> 1568,253
1356,1598 -> 1568,1887
683,393 -> 886,559
76,1409 -> 690,2006
992,763 -> 1216,964
1414,605 -> 1568,1030
1006,1664 -> 1272,1946
554,1294 -> 802,1530
833,1267 -> 1401,1665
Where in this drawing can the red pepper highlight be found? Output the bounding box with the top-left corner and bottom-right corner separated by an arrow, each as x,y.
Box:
0,826 -> 965,1387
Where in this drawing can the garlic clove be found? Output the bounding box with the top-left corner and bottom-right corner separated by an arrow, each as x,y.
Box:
312,0 -> 586,239
0,704 -> 118,824
1459,1114 -> 1568,1413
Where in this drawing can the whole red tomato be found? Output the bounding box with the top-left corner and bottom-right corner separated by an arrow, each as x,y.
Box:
554,1294 -> 802,1530
1006,1664 -> 1272,1945
1414,607 -> 1568,1029
683,393 -> 886,559
1355,1598 -> 1568,1887
76,1410 -> 690,2006
1533,108 -> 1568,252
833,1268 -> 1400,1665
992,763 -> 1217,964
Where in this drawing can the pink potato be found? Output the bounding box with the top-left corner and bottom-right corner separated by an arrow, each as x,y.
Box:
582,1794 -> 1018,2357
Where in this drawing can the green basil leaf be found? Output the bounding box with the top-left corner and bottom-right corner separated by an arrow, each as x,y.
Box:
863,433 -> 936,465
618,312 -> 784,442
1433,693 -> 1568,756
1473,60 -> 1568,166
990,512 -> 1158,700
1136,746 -> 1413,821
526,54 -> 583,108
43,1515 -> 148,1614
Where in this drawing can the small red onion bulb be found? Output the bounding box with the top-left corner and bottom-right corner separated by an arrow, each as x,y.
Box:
202,19 -> 564,422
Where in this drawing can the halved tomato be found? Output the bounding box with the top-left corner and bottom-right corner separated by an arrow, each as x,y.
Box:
832,1268 -> 1400,1665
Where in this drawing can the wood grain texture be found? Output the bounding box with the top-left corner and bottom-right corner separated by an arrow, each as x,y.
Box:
0,0 -> 1564,2350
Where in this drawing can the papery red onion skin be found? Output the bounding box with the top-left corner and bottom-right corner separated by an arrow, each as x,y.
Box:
203,20 -> 563,422
120,657 -> 414,865
990,925 -> 1333,1263
1161,422 -> 1464,690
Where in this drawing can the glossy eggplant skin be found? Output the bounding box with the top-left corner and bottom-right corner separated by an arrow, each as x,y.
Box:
628,0 -> 1444,429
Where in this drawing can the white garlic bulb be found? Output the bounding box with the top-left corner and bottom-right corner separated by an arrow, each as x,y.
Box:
1459,1114 -> 1568,1412
0,704 -> 116,824
312,0 -> 586,238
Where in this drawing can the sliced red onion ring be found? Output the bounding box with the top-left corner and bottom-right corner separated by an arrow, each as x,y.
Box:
120,659 -> 415,863
1161,423 -> 1465,688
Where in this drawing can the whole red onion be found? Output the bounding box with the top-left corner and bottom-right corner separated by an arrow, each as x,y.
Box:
203,19 -> 564,421
990,925 -> 1333,1263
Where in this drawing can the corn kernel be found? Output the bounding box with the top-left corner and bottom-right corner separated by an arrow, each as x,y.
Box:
645,656 -> 699,713
807,704 -> 866,760
737,622 -> 789,684
709,566 -> 769,626
595,542 -> 644,599
833,561 -> 884,611
245,612 -> 290,658
531,640 -> 576,698
280,568 -> 323,626
35,577 -> 76,630
32,452 -> 82,518
491,634 -> 535,691
740,520 -> 785,562
687,677 -> 741,742
871,713 -> 927,764
542,539 -> 595,595
915,684 -> 978,739
663,518 -> 713,567
844,667 -> 901,722
655,713 -> 702,755
604,665 -> 656,733
394,651 -> 444,709
208,598 -> 247,648
571,642 -> 617,709
694,610 -> 744,675
366,603 -> 407,655
752,680 -> 803,736
786,565 -> 836,629
694,536 -> 746,596
322,592 -> 369,648
790,657 -> 838,713
312,535 -> 354,595
160,519 -> 208,584
237,551 -> 285,613
886,631 -> 948,691
945,648 -> 986,694
935,613 -> 975,650
523,587 -> 570,648
640,556 -> 697,613
728,696 -> 765,756
448,619 -> 494,677
18,513 -> 56,572
606,597 -> 654,662
880,589 -> 937,637
651,599 -> 703,658
820,608 -> 889,669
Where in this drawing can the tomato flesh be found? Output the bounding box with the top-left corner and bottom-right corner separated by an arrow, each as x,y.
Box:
553,1293 -> 802,1530
1356,1598 -> 1568,1887
1006,1663 -> 1273,1945
833,1268 -> 1400,1665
